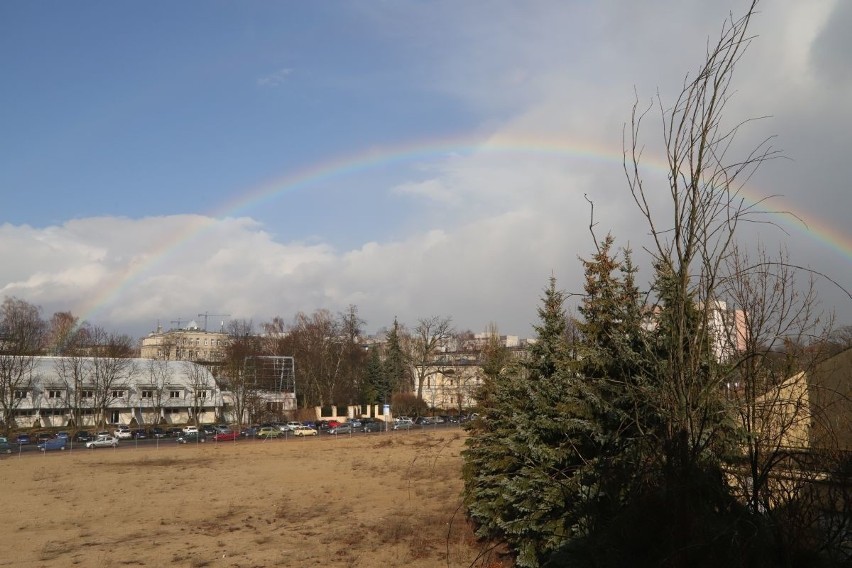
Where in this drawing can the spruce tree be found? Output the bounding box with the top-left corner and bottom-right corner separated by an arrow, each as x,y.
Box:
383,318 -> 410,394
465,277 -> 594,567
361,346 -> 386,405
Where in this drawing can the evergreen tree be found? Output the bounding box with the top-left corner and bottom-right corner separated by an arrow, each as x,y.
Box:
361,346 -> 386,405
383,318 -> 410,394
464,277 -> 594,567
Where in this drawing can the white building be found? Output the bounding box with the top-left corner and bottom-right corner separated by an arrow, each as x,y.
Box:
9,357 -> 222,429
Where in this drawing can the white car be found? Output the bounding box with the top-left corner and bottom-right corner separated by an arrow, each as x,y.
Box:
292,426 -> 318,437
285,421 -> 302,431
182,425 -> 199,435
87,435 -> 119,448
114,427 -> 132,439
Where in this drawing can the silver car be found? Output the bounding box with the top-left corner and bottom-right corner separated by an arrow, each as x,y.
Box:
86,435 -> 119,449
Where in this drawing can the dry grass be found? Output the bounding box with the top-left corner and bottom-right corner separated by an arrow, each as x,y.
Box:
0,430 -> 510,567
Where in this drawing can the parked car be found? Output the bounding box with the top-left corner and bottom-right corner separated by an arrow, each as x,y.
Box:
285,421 -> 303,431
292,426 -> 318,437
395,416 -> 414,425
15,433 -> 32,445
348,419 -> 363,428
212,431 -> 240,442
38,437 -> 67,451
176,431 -> 207,444
241,425 -> 260,438
182,425 -> 199,435
73,431 -> 93,442
131,429 -> 147,439
0,436 -> 12,454
86,435 -> 119,449
150,427 -> 167,438
214,424 -> 231,434
56,431 -> 70,440
328,423 -> 353,435
393,422 -> 416,431
201,425 -> 217,436
36,432 -> 53,444
114,427 -> 132,439
362,421 -> 384,433
166,427 -> 183,437
256,427 -> 281,439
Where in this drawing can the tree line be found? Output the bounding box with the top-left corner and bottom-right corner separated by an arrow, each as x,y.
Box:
0,295 -> 486,429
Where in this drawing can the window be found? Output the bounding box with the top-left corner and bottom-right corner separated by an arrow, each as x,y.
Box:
14,390 -> 27,399
81,390 -> 93,399
48,390 -> 63,399
170,391 -> 181,399
141,390 -> 153,399
111,390 -> 125,399
204,339 -> 208,346
196,390 -> 207,399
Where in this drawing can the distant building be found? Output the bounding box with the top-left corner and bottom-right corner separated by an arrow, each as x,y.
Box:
418,352 -> 487,411
641,300 -> 749,363
140,320 -> 228,362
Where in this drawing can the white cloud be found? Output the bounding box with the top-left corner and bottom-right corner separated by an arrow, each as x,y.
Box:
256,67 -> 293,87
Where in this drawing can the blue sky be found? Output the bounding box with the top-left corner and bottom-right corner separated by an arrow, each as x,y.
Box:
2,1 -> 851,339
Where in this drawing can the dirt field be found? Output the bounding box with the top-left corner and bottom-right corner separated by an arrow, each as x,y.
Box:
0,430 -> 503,568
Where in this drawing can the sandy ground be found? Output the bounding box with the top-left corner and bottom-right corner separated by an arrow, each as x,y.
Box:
0,429 -> 501,568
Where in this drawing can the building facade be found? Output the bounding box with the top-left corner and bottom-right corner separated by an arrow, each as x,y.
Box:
9,357 -> 223,429
140,321 -> 229,362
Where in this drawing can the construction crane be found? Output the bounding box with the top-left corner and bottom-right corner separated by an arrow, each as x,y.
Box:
170,318 -> 189,330
198,312 -> 231,332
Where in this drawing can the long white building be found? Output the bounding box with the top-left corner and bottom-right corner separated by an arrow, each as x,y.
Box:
9,357 -> 223,429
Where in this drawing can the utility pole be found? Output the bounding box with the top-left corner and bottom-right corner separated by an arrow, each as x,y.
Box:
198,312 -> 231,332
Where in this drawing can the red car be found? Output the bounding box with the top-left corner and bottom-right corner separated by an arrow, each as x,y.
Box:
212,431 -> 240,442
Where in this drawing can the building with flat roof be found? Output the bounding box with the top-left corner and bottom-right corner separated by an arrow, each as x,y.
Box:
140,320 -> 228,363
9,356 -> 222,429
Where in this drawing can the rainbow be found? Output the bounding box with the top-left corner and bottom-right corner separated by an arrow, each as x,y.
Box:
74,132 -> 851,326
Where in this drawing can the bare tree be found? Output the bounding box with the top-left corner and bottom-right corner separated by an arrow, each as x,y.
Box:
0,298 -> 46,433
143,358 -> 174,426
220,319 -> 262,427
410,315 -> 454,400
86,327 -> 136,427
623,0 -> 779,468
45,311 -> 79,355
720,244 -> 833,514
182,361 -> 213,427
285,310 -> 343,407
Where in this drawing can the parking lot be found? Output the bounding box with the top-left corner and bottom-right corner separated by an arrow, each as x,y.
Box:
3,419 -> 465,457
